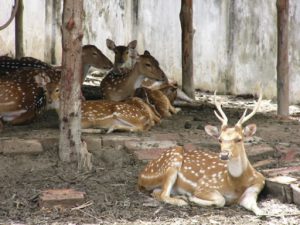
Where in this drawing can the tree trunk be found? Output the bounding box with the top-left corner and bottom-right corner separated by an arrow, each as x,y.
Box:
276,0 -> 289,116
180,0 -> 194,99
15,0 -> 24,58
45,1 -> 53,63
59,0 -> 83,162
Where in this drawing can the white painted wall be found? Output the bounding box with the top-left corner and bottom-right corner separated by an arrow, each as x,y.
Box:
1,0 -> 300,103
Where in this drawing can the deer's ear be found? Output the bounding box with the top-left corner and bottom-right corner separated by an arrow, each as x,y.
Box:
106,39 -> 116,50
205,125 -> 220,138
243,124 -> 257,137
34,74 -> 50,87
128,40 -> 137,49
144,50 -> 151,56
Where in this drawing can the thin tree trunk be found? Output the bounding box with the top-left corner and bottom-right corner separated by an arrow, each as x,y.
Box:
59,0 -> 83,162
15,0 -> 24,58
180,0 -> 194,99
276,0 -> 289,116
45,0 -> 53,63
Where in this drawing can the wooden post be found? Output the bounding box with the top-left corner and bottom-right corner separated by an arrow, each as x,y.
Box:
276,0 -> 289,116
60,0 -> 83,162
180,0 -> 194,99
15,0 -> 24,58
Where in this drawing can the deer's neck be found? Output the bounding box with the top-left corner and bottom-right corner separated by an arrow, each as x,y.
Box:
126,65 -> 145,90
227,145 -> 250,178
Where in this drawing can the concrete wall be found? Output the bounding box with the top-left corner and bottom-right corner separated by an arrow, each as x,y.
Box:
0,0 -> 300,103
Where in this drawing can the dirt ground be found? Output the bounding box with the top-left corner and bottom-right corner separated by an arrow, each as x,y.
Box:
0,90 -> 300,225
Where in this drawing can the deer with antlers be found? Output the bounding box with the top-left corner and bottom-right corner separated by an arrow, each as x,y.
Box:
138,90 -> 265,215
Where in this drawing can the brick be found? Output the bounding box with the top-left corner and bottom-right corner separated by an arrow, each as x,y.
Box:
0,138 -> 43,155
83,136 -> 102,152
39,189 -> 85,208
247,144 -> 275,161
134,148 -> 171,160
102,135 -> 139,147
291,183 -> 300,206
275,144 -> 300,162
262,166 -> 300,177
252,159 -> 277,168
82,128 -> 106,134
152,133 -> 180,141
125,140 -> 177,152
264,176 -> 297,203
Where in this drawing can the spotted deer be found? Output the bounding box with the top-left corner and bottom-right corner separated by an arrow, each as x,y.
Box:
81,44 -> 113,82
0,45 -> 113,84
0,71 -> 52,129
0,45 -> 112,127
100,50 -> 166,101
106,39 -> 138,70
0,56 -> 53,72
134,87 -> 179,118
138,90 -> 265,215
47,83 -> 159,133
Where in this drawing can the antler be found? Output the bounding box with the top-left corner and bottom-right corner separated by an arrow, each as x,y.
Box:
236,88 -> 263,127
213,91 -> 228,127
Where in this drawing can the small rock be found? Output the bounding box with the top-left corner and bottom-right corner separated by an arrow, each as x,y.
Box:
184,122 -> 192,129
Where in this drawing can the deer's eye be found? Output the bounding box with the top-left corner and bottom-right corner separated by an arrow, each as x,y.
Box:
235,138 -> 242,143
218,139 -> 223,143
145,63 -> 151,67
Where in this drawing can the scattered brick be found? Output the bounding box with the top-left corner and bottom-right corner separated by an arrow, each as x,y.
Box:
83,136 -> 102,152
39,189 -> 85,208
275,144 -> 300,162
133,148 -> 171,160
262,166 -> 300,177
152,133 -> 180,141
291,183 -> 300,206
102,135 -> 139,147
264,176 -> 297,203
252,159 -> 277,168
247,144 -> 275,161
125,140 -> 177,152
0,138 -> 43,155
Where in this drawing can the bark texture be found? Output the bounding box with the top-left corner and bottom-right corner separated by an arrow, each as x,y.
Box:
276,0 -> 289,116
59,0 -> 83,162
180,0 -> 194,99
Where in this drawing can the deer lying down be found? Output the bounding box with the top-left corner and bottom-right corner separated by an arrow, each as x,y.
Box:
135,87 -> 179,118
138,90 -> 265,215
0,72 -> 52,128
47,83 -> 159,133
